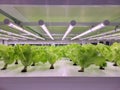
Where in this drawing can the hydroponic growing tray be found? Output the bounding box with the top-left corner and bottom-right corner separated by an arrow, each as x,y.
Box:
0,59 -> 120,77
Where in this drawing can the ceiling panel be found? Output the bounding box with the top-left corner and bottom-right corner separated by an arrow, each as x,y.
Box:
15,6 -> 47,21
12,5 -> 120,22
0,13 -> 8,21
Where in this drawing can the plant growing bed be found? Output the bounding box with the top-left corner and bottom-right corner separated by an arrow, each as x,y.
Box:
0,43 -> 120,76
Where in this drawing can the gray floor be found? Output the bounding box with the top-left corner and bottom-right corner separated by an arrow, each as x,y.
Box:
0,59 -> 120,77
0,77 -> 120,90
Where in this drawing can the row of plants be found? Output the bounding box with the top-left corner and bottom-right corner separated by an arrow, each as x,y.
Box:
0,43 -> 120,73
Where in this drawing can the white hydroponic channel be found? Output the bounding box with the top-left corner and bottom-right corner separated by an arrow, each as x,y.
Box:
0,58 -> 120,77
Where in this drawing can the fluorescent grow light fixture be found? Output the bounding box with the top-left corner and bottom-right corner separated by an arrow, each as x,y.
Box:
90,33 -> 120,40
89,34 -> 120,40
0,29 -> 36,40
39,20 -> 54,40
4,19 -> 45,40
81,28 -> 120,40
62,20 -> 76,40
91,36 -> 120,40
71,20 -> 110,40
99,34 -> 120,38
0,37 -> 9,40
0,33 -> 27,40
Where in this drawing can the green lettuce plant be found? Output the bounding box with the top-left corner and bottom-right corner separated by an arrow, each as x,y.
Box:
77,44 -> 95,72
110,42 -> 120,66
0,45 -> 15,70
77,44 -> 106,72
15,44 -> 33,72
31,46 -> 48,66
46,46 -> 59,69
95,44 -> 111,70
65,43 -> 81,65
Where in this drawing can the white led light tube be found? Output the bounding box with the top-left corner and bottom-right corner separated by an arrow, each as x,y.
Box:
0,33 -> 27,40
39,20 -> 54,40
0,36 -> 9,40
71,20 -> 110,40
62,20 -> 76,40
4,19 -> 45,40
0,29 -> 36,40
40,24 -> 54,40
81,29 -> 120,40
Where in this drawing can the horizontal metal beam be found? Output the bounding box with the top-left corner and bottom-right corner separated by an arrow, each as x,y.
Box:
0,0 -> 120,5
6,39 -> 113,45
7,40 -> 82,44
1,22 -> 120,26
18,22 -> 120,26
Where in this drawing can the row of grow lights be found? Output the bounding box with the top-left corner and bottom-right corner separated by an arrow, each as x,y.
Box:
0,19 -> 110,41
